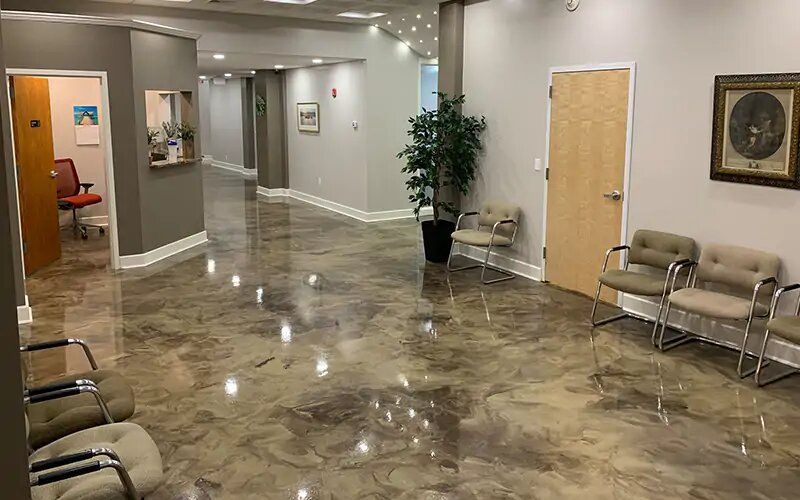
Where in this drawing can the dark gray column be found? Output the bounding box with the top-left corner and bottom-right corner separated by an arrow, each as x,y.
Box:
241,77 -> 256,170
0,1 -> 33,495
438,0 -> 464,98
254,70 -> 288,189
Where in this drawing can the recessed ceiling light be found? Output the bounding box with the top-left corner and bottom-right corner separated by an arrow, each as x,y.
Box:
262,0 -> 318,4
213,53 -> 225,60
398,30 -> 402,34
274,64 -> 285,69
224,73 -> 232,77
426,51 -> 431,56
405,41 -> 411,46
427,24 -> 431,28
199,75 -> 207,79
416,14 -> 421,19
434,36 -> 438,41
411,26 -> 417,31
433,10 -> 437,15
387,20 -> 392,25
312,58 -> 323,64
250,70 -> 256,75
337,11 -> 386,19
419,40 -> 423,43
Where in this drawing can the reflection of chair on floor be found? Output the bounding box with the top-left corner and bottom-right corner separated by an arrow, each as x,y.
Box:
55,158 -> 104,240
21,338 -> 135,449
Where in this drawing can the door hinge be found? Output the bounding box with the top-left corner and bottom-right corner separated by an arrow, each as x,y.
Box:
545,167 -> 550,181
542,246 -> 547,259
548,85 -> 553,99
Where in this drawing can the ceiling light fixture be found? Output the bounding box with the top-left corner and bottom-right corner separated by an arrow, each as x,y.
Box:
416,14 -> 421,19
199,75 -> 207,79
312,58 -> 323,64
274,64 -> 285,70
433,10 -> 438,15
426,52 -> 431,56
420,40 -> 423,43
337,11 -> 386,19
405,41 -> 411,46
427,23 -> 431,28
224,73 -> 232,77
398,30 -> 402,34
387,20 -> 392,25
213,53 -> 225,60
434,36 -> 438,41
250,70 -> 256,75
411,26 -> 416,31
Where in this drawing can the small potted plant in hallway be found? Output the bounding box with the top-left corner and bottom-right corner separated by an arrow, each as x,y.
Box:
178,121 -> 196,159
398,93 -> 487,263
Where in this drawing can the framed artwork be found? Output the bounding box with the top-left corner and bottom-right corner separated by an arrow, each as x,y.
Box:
297,102 -> 320,133
711,73 -> 800,189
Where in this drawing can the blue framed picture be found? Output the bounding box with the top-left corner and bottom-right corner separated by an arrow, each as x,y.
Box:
73,105 -> 99,126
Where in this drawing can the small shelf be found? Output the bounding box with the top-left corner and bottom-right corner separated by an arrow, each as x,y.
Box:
149,157 -> 200,169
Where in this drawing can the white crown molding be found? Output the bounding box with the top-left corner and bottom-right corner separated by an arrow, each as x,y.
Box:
120,230 -> 207,269
0,11 -> 201,40
453,244 -> 542,282
17,294 -> 32,325
256,186 -> 433,222
208,161 -> 258,178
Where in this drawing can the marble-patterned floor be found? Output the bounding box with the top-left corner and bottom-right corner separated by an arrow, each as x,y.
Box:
21,167 -> 800,499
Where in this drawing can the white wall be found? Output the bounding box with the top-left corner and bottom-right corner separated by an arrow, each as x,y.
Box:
286,61 -> 367,211
48,76 -> 108,223
463,0 -> 800,363
202,77 -> 244,167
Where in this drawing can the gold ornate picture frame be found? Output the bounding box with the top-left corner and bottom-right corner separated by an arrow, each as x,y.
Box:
711,73 -> 800,189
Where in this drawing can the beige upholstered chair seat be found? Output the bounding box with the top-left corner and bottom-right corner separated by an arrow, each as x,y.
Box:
30,423 -> 162,500
451,229 -> 512,247
766,316 -> 800,344
668,288 -> 769,320
28,370 -> 135,449
599,269 -> 667,296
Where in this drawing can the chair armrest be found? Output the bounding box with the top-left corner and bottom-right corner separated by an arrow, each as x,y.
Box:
600,245 -> 631,273
30,447 -> 120,473
24,384 -> 114,424
79,182 -> 95,193
667,260 -> 698,295
25,379 -> 98,397
20,338 -> 98,370
30,459 -> 138,499
489,219 -> 518,246
768,282 -> 800,318
454,211 -> 479,231
749,276 -> 778,318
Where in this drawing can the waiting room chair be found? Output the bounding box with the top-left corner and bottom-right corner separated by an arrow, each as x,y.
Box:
55,158 -> 105,240
447,202 -> 520,284
753,283 -> 800,386
591,230 -> 696,340
21,338 -> 135,449
656,244 -> 780,378
27,415 -> 163,500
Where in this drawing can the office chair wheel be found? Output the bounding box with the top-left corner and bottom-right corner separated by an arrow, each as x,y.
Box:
100,227 -> 106,235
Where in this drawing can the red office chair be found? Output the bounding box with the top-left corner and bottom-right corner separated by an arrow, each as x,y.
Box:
55,158 -> 105,240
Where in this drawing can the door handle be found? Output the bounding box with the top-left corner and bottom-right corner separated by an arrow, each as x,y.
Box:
50,170 -> 58,178
603,190 -> 622,201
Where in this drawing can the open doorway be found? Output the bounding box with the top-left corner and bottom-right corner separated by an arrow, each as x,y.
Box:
7,70 -> 119,277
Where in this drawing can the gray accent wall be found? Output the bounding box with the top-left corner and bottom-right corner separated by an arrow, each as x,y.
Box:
203,78 -> 245,167
0,4 -> 33,494
241,77 -> 256,170
438,1 -> 464,98
255,70 -> 288,189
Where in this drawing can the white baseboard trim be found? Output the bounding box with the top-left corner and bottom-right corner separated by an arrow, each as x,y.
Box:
621,294 -> 800,369
120,230 -> 208,269
209,160 -> 257,178
453,243 -> 542,282
256,186 -> 432,222
78,215 -> 109,226
17,294 -> 32,325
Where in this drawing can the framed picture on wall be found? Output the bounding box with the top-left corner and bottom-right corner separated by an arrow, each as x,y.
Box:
297,102 -> 320,133
711,73 -> 800,189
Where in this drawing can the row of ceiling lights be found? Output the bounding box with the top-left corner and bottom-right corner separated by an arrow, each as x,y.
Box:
376,10 -> 438,57
199,54 -> 326,79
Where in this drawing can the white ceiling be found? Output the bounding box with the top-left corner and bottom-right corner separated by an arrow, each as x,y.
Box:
91,0 -> 441,60
197,50 -> 355,76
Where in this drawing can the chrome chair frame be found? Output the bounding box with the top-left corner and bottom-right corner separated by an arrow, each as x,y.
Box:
24,381 -> 115,424
446,211 -> 519,284
754,283 -> 800,386
30,447 -> 137,500
656,260 -> 776,378
20,338 -> 99,370
589,243 -> 693,340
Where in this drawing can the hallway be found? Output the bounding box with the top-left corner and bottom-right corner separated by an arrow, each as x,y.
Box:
20,167 -> 800,499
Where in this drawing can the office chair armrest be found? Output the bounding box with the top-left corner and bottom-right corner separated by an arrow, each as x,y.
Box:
30,459 -> 139,500
24,384 -> 114,424
79,182 -> 95,193
748,276 -> 778,317
769,283 -> 800,318
30,447 -> 121,473
454,211 -> 479,231
20,338 -> 98,370
489,219 -> 517,246
667,260 -> 698,295
25,378 -> 98,397
600,245 -> 630,273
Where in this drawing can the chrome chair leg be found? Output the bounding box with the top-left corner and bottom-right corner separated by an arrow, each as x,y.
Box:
650,291 -> 668,345
656,302 -> 692,351
446,243 -> 481,273
736,314 -> 769,378
753,329 -> 794,386
480,243 -> 514,284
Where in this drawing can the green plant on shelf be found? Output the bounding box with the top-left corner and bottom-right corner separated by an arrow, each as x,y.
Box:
178,121 -> 196,141
147,127 -> 160,146
161,120 -> 180,139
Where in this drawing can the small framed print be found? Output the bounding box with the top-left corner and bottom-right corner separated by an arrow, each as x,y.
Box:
711,73 -> 800,189
297,102 -> 320,133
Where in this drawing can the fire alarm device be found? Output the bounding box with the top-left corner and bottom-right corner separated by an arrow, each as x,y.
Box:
332,88 -> 337,99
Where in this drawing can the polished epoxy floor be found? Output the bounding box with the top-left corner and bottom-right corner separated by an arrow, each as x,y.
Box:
21,168 -> 800,499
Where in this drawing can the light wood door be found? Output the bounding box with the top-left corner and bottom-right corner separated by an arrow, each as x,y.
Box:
10,76 -> 61,276
545,69 -> 630,301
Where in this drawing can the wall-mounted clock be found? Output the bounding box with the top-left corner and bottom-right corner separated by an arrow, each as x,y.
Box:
566,0 -> 580,11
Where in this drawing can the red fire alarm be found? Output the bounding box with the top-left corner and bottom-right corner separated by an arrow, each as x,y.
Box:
332,88 -> 337,99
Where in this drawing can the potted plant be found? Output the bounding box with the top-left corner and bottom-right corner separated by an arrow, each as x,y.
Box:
162,121 -> 180,162
398,93 -> 487,263
147,128 -> 159,162
178,121 -> 196,159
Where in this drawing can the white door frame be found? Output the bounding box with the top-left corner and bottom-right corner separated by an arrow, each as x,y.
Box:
540,61 -> 637,288
6,68 -> 121,274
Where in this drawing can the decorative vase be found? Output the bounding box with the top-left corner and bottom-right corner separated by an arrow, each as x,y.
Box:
421,219 -> 456,263
167,139 -> 178,162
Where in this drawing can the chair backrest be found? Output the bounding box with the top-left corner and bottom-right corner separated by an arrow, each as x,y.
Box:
696,243 -> 780,295
54,158 -> 80,199
628,229 -> 696,270
478,201 -> 520,239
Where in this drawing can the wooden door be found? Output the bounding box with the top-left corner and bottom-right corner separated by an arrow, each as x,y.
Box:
545,69 -> 630,301
10,76 -> 60,276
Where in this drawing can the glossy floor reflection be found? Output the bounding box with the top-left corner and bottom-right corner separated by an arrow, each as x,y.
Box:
21,168 -> 800,499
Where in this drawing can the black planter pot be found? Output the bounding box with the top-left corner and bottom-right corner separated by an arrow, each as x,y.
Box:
421,219 -> 456,263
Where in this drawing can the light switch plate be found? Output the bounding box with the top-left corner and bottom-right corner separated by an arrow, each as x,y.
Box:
534,158 -> 542,171
352,120 -> 358,129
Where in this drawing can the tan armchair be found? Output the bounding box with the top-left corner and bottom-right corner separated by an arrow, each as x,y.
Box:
754,283 -> 800,386
656,244 -> 780,378
591,230 -> 697,340
447,201 -> 520,284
